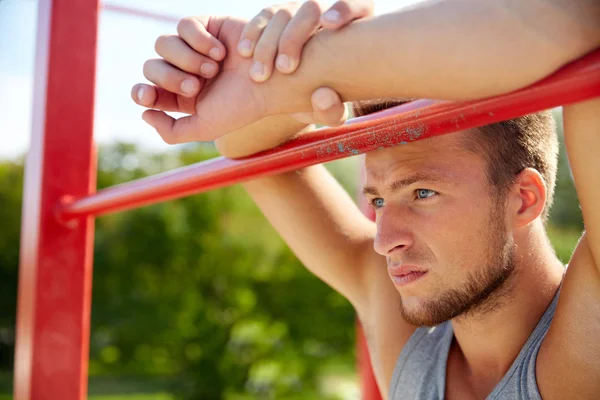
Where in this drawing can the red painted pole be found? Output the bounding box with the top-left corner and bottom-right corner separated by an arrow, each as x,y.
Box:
356,322 -> 382,400
58,48 -> 600,220
356,161 -> 383,400
13,0 -> 99,399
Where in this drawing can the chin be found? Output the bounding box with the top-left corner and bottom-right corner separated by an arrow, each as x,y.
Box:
399,295 -> 450,327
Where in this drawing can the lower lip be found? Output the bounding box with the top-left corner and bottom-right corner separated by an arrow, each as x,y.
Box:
391,271 -> 427,287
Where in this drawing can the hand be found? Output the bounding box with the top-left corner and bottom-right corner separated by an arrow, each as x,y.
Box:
131,1 -> 372,143
238,0 -> 374,82
133,15 -> 265,143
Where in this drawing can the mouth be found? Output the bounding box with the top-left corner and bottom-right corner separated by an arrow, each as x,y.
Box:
388,265 -> 428,287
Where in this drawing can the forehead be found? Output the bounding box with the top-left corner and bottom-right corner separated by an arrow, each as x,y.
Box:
364,131 -> 485,184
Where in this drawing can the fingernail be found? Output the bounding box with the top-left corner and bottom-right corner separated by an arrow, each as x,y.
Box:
276,54 -> 291,72
250,61 -> 266,80
209,47 -> 222,60
323,9 -> 340,23
200,63 -> 217,77
181,79 -> 197,95
137,86 -> 146,103
238,39 -> 253,55
314,92 -> 334,110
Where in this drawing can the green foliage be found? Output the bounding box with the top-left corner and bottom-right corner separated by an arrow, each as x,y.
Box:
0,160 -> 22,370
548,110 -> 583,230
89,143 -> 355,399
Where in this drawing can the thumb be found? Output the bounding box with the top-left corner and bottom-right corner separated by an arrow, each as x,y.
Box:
310,87 -> 348,127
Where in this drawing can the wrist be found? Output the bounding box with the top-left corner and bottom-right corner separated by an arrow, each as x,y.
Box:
214,115 -> 311,159
262,29 -> 341,116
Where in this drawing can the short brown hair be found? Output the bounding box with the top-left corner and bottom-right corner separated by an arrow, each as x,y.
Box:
352,100 -> 559,221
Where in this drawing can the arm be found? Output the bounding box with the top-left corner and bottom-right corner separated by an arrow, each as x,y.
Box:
218,117 -> 412,395
264,0 -> 600,113
243,165 -> 377,308
136,0 -> 599,141
536,98 -> 600,398
216,117 -> 379,312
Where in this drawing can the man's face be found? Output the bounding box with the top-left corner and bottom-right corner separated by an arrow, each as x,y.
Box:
364,130 -> 516,327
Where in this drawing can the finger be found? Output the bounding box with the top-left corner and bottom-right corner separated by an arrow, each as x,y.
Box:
155,34 -> 219,79
321,0 -> 374,30
143,58 -> 205,98
311,87 -> 348,126
177,16 -> 226,61
132,84 -> 196,114
132,83 -> 159,108
237,7 -> 276,58
142,110 -> 201,144
276,0 -> 323,74
250,8 -> 295,82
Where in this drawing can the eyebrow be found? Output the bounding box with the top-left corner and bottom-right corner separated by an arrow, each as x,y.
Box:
362,172 -> 451,196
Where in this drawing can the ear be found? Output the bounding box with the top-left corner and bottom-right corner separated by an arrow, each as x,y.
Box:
508,168 -> 547,228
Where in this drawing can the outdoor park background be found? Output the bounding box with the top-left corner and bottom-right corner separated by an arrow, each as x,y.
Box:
0,0 -> 585,399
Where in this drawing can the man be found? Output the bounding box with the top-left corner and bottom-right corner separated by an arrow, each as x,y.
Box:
132,0 -> 600,398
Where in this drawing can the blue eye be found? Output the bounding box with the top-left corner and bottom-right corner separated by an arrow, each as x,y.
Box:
372,198 -> 385,208
416,189 -> 436,199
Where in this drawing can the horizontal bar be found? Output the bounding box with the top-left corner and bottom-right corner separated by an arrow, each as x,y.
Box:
59,49 -> 600,220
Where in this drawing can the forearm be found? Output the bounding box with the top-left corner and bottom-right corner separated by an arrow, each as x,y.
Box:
266,0 -> 600,114
563,98 -> 600,269
215,115 -> 376,306
243,165 -> 376,308
214,115 -> 308,158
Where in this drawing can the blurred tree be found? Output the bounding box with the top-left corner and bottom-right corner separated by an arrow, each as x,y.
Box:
90,143 -> 355,399
548,110 -> 584,230
0,159 -> 23,372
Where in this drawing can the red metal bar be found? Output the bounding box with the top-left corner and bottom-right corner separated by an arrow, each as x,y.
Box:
14,0 -> 99,399
58,49 -> 600,220
357,173 -> 382,400
356,321 -> 382,400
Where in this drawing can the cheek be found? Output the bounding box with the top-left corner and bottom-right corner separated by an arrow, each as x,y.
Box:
418,200 -> 493,273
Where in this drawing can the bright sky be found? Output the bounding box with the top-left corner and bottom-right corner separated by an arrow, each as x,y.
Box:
0,0 -> 421,160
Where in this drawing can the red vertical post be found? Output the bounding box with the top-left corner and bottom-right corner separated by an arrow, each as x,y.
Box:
13,0 -> 99,399
357,158 -> 383,400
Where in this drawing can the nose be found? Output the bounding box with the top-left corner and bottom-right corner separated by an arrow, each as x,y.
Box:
373,211 -> 414,256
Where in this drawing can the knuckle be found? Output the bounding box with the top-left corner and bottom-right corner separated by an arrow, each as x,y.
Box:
142,59 -> 154,77
180,55 -> 199,73
252,42 -> 272,60
162,136 -> 177,145
328,1 -> 348,16
243,23 -> 262,39
274,8 -> 293,20
177,17 -> 194,33
259,7 -> 275,19
278,33 -> 303,53
335,0 -> 351,12
300,0 -> 322,15
154,34 -> 171,53
248,15 -> 271,34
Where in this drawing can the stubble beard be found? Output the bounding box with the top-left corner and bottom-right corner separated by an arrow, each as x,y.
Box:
399,199 -> 517,327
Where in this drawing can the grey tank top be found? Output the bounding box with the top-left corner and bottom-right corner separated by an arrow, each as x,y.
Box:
389,288 -> 560,399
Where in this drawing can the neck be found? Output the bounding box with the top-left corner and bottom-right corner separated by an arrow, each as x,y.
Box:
450,223 -> 565,394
